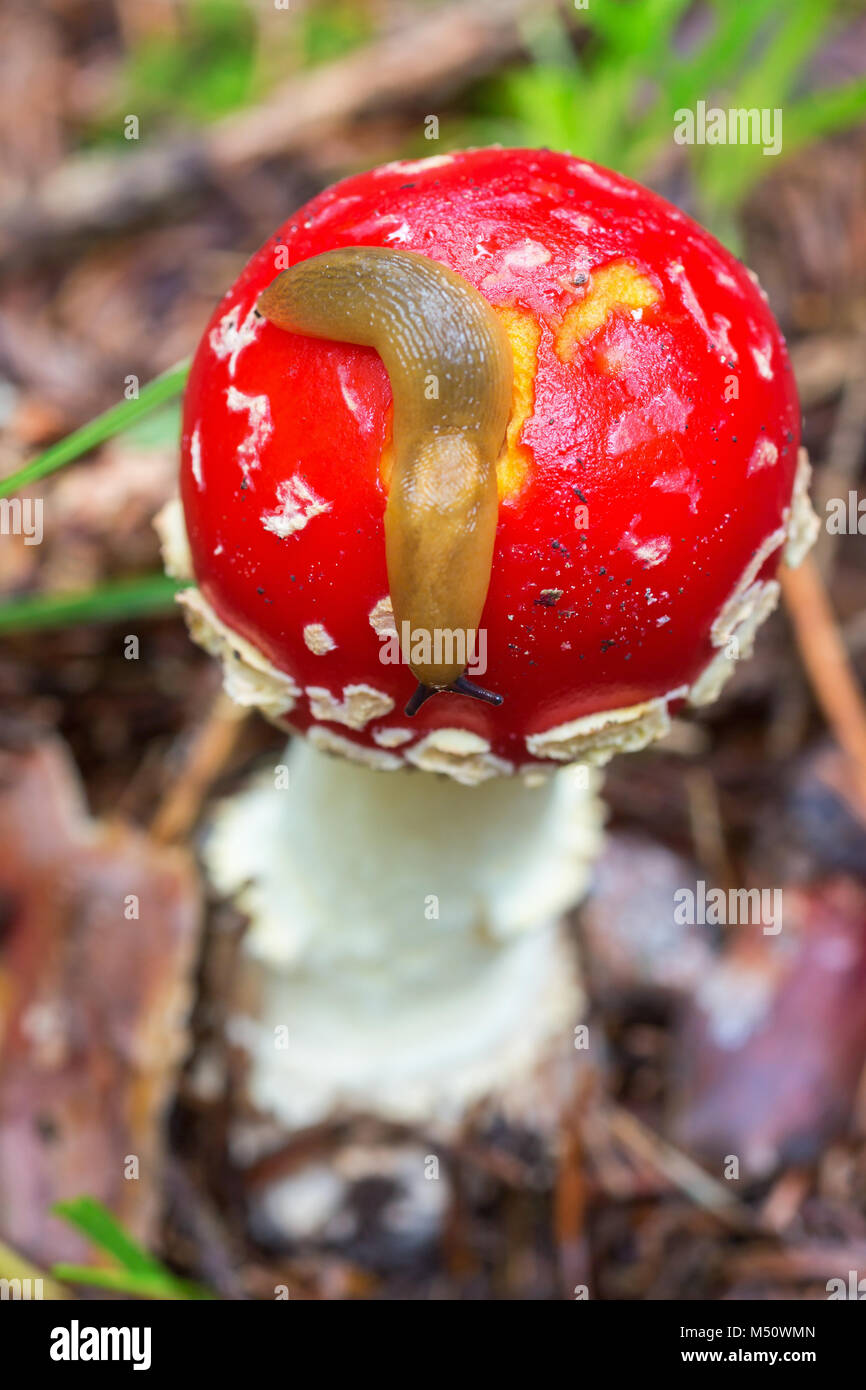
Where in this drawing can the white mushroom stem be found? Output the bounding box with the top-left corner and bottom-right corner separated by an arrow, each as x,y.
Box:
205,739 -> 603,1130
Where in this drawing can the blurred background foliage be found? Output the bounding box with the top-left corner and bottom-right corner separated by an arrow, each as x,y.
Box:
465,0 -> 866,246
83,0 -> 866,251
87,0 -> 372,140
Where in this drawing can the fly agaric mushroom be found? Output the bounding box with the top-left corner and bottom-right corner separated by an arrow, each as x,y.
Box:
159,147 -> 817,1127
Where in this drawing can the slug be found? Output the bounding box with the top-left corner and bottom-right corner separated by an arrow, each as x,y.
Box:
256,247 -> 513,715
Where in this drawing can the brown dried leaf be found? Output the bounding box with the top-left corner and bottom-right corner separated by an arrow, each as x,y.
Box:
0,737 -> 201,1267
672,880 -> 866,1178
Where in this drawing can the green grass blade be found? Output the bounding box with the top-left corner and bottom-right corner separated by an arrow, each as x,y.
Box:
0,574 -> 182,633
666,0 -> 781,115
0,361 -> 189,499
52,1197 -> 167,1276
586,0 -> 692,60
784,75 -> 866,146
52,1264 -> 213,1301
728,0 -> 836,110
51,1197 -> 214,1299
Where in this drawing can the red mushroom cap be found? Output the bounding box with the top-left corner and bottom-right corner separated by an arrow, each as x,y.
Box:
178,147 -> 812,782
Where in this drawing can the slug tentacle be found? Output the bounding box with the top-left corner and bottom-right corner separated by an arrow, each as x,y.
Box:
257,246 -> 513,701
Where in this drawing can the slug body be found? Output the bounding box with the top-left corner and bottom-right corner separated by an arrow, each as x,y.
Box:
257,247 -> 513,706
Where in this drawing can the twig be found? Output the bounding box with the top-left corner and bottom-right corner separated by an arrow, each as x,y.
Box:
0,0 -> 538,268
758,1168 -> 811,1234
810,349 -> 866,575
165,1161 -> 247,1301
684,766 -> 735,893
555,1109 -> 590,1296
781,555 -> 866,808
723,1242 -> 866,1286
605,1106 -> 753,1232
150,692 -> 249,845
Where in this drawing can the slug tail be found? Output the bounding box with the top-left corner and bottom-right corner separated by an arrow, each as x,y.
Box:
405,682 -> 438,717
449,675 -> 503,707
405,676 -> 504,717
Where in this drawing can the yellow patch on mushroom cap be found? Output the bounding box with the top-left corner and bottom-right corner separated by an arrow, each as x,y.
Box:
378,408 -> 396,493
493,306 -> 541,503
555,260 -> 660,361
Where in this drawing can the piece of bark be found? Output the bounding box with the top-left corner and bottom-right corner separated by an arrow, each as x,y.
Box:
0,737 -> 201,1267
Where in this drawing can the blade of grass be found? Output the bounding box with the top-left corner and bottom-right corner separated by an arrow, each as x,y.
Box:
52,1196 -> 169,1277
0,361 -> 189,499
696,0 -> 839,211
728,0 -> 836,110
51,1264 -> 213,1300
589,0 -> 694,71
783,75 -> 866,147
0,574 -> 182,633
51,1197 -> 215,1300
666,0 -> 781,113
